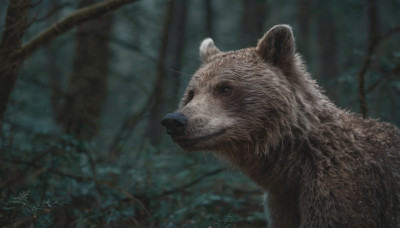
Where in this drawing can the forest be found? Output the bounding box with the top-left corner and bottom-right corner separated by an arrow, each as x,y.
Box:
0,0 -> 399,227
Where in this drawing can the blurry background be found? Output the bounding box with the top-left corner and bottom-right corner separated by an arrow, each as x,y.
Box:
0,0 -> 399,227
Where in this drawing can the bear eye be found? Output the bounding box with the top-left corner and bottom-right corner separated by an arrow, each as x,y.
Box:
220,86 -> 232,95
187,90 -> 194,102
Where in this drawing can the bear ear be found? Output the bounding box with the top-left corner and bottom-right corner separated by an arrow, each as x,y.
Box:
256,25 -> 295,68
199,38 -> 221,62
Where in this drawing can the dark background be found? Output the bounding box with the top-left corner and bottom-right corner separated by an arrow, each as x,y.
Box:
0,0 -> 399,227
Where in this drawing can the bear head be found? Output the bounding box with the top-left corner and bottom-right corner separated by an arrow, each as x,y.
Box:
162,25 -> 320,156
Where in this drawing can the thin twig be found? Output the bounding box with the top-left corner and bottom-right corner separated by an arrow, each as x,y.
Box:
108,93 -> 154,161
0,157 -> 89,182
155,168 -> 226,198
36,3 -> 71,22
380,25 -> 400,40
85,150 -> 103,208
100,181 -> 153,219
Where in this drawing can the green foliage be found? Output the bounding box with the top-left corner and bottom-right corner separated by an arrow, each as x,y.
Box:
0,191 -> 67,226
0,122 -> 263,226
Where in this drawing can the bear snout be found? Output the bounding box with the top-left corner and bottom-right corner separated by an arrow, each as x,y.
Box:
161,112 -> 187,136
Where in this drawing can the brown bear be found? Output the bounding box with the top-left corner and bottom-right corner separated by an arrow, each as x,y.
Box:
161,24 -> 400,227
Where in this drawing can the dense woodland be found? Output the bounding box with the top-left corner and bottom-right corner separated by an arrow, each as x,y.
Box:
0,0 -> 399,227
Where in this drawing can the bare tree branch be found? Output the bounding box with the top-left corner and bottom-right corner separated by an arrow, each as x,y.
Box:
14,0 -> 139,61
380,25 -> 400,40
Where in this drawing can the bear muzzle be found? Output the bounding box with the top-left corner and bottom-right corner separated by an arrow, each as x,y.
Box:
161,112 -> 187,136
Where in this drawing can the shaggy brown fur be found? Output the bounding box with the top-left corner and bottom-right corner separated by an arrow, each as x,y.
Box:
162,25 -> 400,227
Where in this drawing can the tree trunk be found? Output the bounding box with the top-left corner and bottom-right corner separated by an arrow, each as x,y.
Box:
204,0 -> 214,38
241,0 -> 267,46
0,0 -> 31,123
45,1 -> 63,120
297,0 -> 312,61
316,0 -> 339,100
46,45 -> 63,120
146,0 -> 188,144
358,0 -> 379,117
58,0 -> 114,140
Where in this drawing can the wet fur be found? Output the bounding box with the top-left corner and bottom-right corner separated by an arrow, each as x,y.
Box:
170,25 -> 400,227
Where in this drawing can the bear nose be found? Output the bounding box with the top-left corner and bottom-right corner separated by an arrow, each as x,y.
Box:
161,112 -> 187,135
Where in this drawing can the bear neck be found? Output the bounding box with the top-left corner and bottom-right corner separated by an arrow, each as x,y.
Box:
231,64 -> 342,191
217,68 -> 345,226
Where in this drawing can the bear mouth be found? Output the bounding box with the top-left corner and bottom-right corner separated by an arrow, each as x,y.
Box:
173,129 -> 227,148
